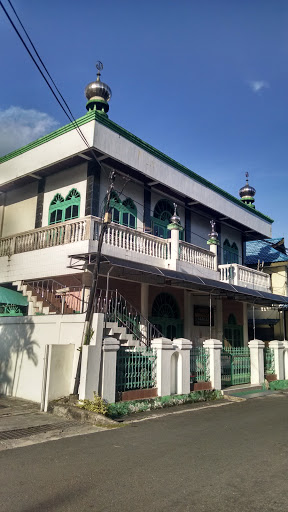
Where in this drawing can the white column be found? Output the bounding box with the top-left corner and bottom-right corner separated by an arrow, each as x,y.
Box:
283,341 -> 288,380
79,313 -> 104,400
269,340 -> 285,380
101,337 -> 120,403
173,338 -> 192,394
208,243 -> 218,271
248,339 -> 265,385
203,339 -> 222,390
151,337 -> 174,396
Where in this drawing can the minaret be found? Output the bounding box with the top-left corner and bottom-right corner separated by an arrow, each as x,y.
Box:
84,61 -> 112,116
239,172 -> 256,209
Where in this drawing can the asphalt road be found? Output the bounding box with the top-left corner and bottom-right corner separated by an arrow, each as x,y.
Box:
1,395 -> 288,512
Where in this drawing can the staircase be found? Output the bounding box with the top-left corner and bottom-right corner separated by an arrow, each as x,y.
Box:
12,279 -> 78,315
103,322 -> 138,346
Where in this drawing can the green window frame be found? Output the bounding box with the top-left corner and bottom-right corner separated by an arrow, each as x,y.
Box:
48,189 -> 80,225
106,191 -> 137,229
223,239 -> 239,264
151,199 -> 183,240
223,314 -> 243,348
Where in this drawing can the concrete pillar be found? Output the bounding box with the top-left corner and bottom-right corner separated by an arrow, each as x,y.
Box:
207,220 -> 219,271
151,337 -> 174,396
248,339 -> 265,385
203,339 -> 222,390
184,290 -> 192,340
215,298 -> 223,341
283,341 -> 288,380
141,283 -> 149,318
101,337 -> 120,403
243,302 -> 248,347
269,340 -> 285,380
79,313 -> 104,400
173,338 -> 192,394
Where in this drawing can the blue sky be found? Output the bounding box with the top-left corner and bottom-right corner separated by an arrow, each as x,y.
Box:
0,0 -> 288,238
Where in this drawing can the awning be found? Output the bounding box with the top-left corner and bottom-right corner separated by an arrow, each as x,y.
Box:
0,286 -> 28,306
248,318 -> 279,325
68,253 -> 288,306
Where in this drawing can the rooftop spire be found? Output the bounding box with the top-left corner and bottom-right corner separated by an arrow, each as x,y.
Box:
85,62 -> 112,116
239,172 -> 256,209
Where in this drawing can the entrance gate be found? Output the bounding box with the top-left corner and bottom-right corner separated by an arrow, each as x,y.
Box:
221,347 -> 251,387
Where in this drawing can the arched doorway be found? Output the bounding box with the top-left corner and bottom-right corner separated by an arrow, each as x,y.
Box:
223,314 -> 243,347
150,293 -> 183,340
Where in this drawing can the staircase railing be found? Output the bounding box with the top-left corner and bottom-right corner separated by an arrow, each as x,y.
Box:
94,289 -> 163,347
25,279 -> 83,314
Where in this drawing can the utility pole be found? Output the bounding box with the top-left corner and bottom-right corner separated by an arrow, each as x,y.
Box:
73,170 -> 116,394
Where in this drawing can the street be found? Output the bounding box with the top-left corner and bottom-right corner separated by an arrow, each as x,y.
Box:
0,395 -> 288,512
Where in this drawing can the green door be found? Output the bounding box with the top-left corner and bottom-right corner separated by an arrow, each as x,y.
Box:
150,293 -> 183,340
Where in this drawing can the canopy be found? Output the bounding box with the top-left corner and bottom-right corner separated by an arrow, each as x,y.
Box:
0,286 -> 28,306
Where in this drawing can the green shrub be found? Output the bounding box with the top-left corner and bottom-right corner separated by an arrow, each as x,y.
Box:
269,380 -> 288,391
77,393 -> 109,415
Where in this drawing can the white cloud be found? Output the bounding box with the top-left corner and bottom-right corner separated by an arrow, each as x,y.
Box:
0,106 -> 59,156
248,80 -> 270,93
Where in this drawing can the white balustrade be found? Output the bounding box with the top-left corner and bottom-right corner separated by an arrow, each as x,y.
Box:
179,241 -> 215,270
219,263 -> 271,292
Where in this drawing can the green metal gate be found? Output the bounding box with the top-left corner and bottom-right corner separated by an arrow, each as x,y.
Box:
221,347 -> 250,387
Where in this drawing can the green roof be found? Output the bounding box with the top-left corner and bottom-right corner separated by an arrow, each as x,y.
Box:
0,110 -> 273,224
0,286 -> 28,306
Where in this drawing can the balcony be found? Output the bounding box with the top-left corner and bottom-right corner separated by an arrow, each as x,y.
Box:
0,216 -> 271,293
219,263 -> 271,293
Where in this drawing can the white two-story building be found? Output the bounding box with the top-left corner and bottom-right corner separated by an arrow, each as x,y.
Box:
0,68 -> 286,351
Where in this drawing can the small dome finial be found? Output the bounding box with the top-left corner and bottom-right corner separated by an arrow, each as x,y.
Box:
239,172 -> 256,209
85,62 -> 112,116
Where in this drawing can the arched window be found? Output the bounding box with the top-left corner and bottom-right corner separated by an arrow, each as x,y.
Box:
152,199 -> 175,239
49,193 -> 65,225
223,239 -> 239,264
48,189 -> 80,225
65,189 -> 81,221
122,198 -> 137,229
150,292 -> 183,340
151,199 -> 184,240
105,192 -> 137,229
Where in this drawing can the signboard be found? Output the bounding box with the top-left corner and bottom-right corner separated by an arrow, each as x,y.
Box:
194,305 -> 214,326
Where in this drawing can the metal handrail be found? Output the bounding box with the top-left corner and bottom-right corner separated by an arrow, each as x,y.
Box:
94,288 -> 163,347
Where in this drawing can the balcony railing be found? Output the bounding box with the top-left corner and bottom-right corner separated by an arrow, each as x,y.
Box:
179,241 -> 215,270
219,263 -> 271,292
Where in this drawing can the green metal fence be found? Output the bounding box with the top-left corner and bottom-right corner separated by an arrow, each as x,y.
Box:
116,347 -> 157,392
264,347 -> 275,375
221,347 -> 251,387
190,348 -> 210,384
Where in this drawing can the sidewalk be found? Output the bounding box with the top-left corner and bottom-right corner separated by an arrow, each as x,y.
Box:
0,395 -> 106,451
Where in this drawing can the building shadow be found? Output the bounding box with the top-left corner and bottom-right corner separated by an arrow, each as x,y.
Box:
0,317 -> 39,396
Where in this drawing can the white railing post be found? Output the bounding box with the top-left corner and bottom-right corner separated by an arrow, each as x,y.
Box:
151,337 -> 174,396
248,339 -> 265,385
203,339 -> 222,390
173,338 -> 192,394
269,340 -> 285,380
101,337 -> 120,403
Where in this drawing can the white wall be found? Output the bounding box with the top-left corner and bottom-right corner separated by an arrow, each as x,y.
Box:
0,313 -> 100,403
42,163 -> 87,227
2,183 -> 38,237
190,212 -> 210,249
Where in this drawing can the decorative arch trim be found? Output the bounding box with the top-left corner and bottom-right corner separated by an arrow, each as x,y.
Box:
49,188 -> 81,225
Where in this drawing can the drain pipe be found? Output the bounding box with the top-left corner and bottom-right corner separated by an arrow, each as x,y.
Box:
252,303 -> 256,340
105,266 -> 114,333
209,294 -> 212,340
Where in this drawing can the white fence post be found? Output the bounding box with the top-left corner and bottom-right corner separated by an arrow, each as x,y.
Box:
151,338 -> 174,396
283,341 -> 288,380
203,339 -> 222,390
173,338 -> 192,395
248,339 -> 265,385
101,337 -> 120,403
269,340 -> 285,380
